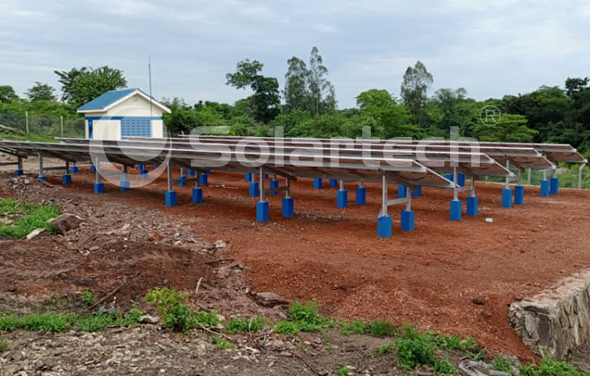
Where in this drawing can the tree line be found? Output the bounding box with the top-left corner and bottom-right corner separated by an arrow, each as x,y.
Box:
0,47 -> 589,158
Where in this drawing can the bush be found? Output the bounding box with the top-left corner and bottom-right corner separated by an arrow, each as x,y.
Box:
433,357 -> 459,375
396,333 -> 436,370
519,359 -> 589,376
226,317 -> 265,333
193,311 -> 220,327
289,300 -> 323,330
146,288 -> 192,332
274,320 -> 299,335
339,320 -> 366,336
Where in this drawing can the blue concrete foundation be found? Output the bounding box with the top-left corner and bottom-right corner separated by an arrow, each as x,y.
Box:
270,179 -> 279,195
313,178 -> 323,189
282,197 -> 294,217
466,196 -> 478,217
178,175 -> 188,187
356,187 -> 366,205
450,200 -> 462,221
264,174 -> 269,179
445,173 -> 453,181
94,183 -> 104,194
329,179 -> 338,188
398,184 -> 407,198
187,169 -> 196,176
256,201 -> 269,222
199,174 -> 208,186
337,190 -> 348,208
120,180 -> 130,191
192,187 -> 203,204
90,165 -> 96,173
514,185 -> 524,205
249,182 -> 260,197
457,173 -> 466,187
540,179 -> 550,197
401,210 -> 415,231
412,185 -> 422,197
37,175 -> 46,181
245,172 -> 253,182
550,177 -> 559,195
502,188 -> 512,208
62,174 -> 72,185
378,215 -> 393,238
165,190 -> 177,207
15,169 -> 23,176
70,166 -> 79,174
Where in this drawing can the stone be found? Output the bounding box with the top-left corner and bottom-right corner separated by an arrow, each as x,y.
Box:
26,228 -> 49,240
270,340 -> 285,351
48,214 -> 84,235
509,269 -> 590,359
139,315 -> 160,325
254,292 -> 290,307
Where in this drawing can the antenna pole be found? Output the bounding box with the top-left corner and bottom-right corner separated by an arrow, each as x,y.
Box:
148,55 -> 153,118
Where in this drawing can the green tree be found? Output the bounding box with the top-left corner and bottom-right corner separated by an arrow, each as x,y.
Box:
284,57 -> 309,112
307,47 -> 336,115
473,113 -> 537,142
0,86 -> 18,103
401,61 -> 433,127
226,59 -> 280,123
356,89 -> 420,138
25,82 -> 57,102
55,66 -> 127,108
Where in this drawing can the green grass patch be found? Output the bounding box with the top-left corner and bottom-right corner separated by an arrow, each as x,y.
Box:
432,357 -> 459,375
519,359 -> 589,376
378,342 -> 394,355
212,336 -> 234,350
81,291 -> 96,306
0,131 -> 58,143
366,320 -> 396,337
0,198 -> 60,239
226,317 -> 265,333
0,337 -> 10,352
492,356 -> 515,374
336,366 -> 350,376
339,320 -> 366,336
193,311 -> 220,327
274,320 -> 299,335
146,287 -> 193,332
289,299 -> 325,332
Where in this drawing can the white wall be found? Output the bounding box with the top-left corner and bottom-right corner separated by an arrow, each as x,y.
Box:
92,119 -> 121,140
152,119 -> 164,138
105,95 -> 164,118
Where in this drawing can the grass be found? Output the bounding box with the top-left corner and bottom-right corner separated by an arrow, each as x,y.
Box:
0,198 -> 60,239
519,359 -> 590,376
492,356 -> 515,374
336,366 -> 350,376
378,342 -> 394,355
274,320 -> 299,335
0,337 -> 10,352
339,320 -> 366,336
366,320 -> 396,337
0,130 -> 58,143
81,291 -> 96,306
211,336 -> 234,350
226,317 -> 265,333
194,311 -> 220,327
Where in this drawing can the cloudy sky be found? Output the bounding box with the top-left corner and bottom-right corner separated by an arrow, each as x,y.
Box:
1,0 -> 589,108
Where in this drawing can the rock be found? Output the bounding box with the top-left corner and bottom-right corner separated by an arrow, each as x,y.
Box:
254,292 -> 290,307
270,340 -> 285,351
139,315 -> 160,325
26,228 -> 49,240
214,240 -> 227,250
48,213 -> 84,235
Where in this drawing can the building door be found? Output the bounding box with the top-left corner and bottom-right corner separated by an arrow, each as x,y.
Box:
121,118 -> 152,139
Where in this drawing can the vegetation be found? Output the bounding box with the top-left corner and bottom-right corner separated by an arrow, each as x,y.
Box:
336,366 -> 350,376
81,291 -> 97,306
225,317 -> 265,333
519,359 -> 590,376
211,336 -> 234,350
0,198 -> 60,239
378,342 -> 394,355
492,356 -> 515,374
274,320 -> 300,335
0,337 -> 11,352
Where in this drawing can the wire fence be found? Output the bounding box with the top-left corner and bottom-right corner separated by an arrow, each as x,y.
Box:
0,112 -> 85,139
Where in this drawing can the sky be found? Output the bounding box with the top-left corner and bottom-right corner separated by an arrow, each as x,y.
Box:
1,0 -> 589,108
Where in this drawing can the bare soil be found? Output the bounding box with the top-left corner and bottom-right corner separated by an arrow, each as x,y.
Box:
1,162 -> 590,364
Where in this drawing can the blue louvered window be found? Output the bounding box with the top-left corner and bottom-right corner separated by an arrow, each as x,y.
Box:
121,118 -> 152,138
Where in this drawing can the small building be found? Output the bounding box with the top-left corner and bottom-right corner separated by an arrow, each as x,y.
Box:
77,88 -> 171,140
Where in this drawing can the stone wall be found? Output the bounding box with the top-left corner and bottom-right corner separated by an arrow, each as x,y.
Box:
509,270 -> 590,359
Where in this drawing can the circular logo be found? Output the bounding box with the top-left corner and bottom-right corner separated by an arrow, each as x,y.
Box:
479,105 -> 501,126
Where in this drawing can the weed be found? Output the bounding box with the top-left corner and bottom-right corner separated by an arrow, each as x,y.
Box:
81,291 -> 96,306
212,337 -> 234,350
146,288 -> 192,332
432,334 -> 476,351
367,320 -> 396,337
289,300 -> 324,331
397,334 -> 436,370
492,356 -> 514,374
193,311 -> 220,327
433,357 -> 459,375
0,337 -> 10,352
336,366 -> 350,376
226,317 -> 265,333
339,320 -> 366,336
77,313 -> 115,332
467,349 -> 486,361
274,320 -> 299,335
0,198 -> 60,239
519,359 -> 589,376
378,342 -> 394,355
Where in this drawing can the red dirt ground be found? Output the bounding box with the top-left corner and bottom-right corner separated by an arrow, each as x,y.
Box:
44,167 -> 590,359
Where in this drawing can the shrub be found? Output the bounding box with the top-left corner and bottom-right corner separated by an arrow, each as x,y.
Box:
519,359 -> 589,376
396,324 -> 436,370
274,320 -> 299,335
193,311 -> 220,327
146,288 -> 192,332
433,357 -> 459,375
226,317 -> 265,333
289,300 -> 323,330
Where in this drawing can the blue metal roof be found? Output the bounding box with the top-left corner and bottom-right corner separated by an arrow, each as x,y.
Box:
77,88 -> 138,111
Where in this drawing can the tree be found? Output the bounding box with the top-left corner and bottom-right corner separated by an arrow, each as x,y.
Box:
284,57 -> 309,112
356,89 -> 420,138
473,113 -> 537,142
307,47 -> 336,115
0,86 -> 18,103
226,59 -> 280,123
25,82 -> 57,102
54,66 -> 127,108
401,61 -> 433,127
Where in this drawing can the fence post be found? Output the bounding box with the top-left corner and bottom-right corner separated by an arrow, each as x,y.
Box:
60,116 -> 64,138
25,111 -> 29,135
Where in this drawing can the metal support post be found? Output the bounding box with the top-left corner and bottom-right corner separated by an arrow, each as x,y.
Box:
37,153 -> 46,180
378,175 -> 392,238
256,167 -> 269,222
502,160 -> 512,208
62,161 -> 71,185
466,175 -> 478,216
165,163 -> 176,206
94,159 -> 104,193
